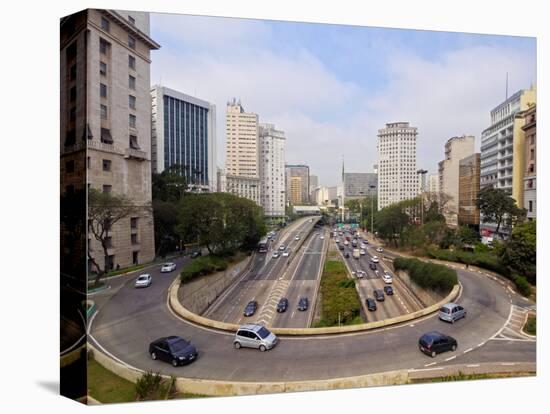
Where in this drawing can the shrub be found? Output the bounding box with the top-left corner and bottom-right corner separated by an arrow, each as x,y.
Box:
180,255 -> 229,283
135,371 -> 163,401
394,257 -> 457,293
513,275 -> 531,297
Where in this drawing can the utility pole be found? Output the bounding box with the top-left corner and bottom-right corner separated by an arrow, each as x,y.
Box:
369,184 -> 376,234
417,169 -> 428,225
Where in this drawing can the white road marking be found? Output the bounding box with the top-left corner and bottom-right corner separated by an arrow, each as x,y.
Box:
466,364 -> 480,367
424,362 -> 437,367
463,348 -> 473,354
477,342 -> 486,347
500,362 -> 516,366
445,356 -> 457,362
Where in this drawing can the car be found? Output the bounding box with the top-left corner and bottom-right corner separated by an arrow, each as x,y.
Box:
373,289 -> 385,302
418,331 -> 457,358
135,274 -> 152,288
282,250 -> 290,257
272,252 -> 280,258
279,245 -> 286,251
360,249 -> 366,255
384,285 -> 394,295
335,238 -> 340,243
277,298 -> 289,313
149,336 -> 198,367
243,300 -> 258,317
298,297 -> 309,311
338,244 -> 345,251
376,247 -> 384,253
366,298 -> 377,311
382,273 -> 393,284
190,250 -> 202,258
439,303 -> 467,323
234,324 -> 278,352
369,262 -> 377,270
371,256 -> 379,263
356,270 -> 366,279
360,243 -> 367,249
294,236 -> 300,241
320,236 -> 325,240
161,262 -> 176,273
344,240 -> 349,246
344,251 -> 350,258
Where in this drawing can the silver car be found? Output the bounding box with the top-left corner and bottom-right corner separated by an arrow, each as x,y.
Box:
234,324 -> 278,352
135,273 -> 152,288
439,303 -> 466,323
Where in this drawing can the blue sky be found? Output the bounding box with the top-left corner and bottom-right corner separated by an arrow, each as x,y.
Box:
150,13 -> 536,187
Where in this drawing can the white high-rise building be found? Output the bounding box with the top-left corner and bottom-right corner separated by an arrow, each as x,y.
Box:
428,174 -> 439,194
259,123 -> 286,218
377,122 -> 419,210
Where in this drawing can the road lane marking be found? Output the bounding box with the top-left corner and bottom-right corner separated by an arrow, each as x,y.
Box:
463,348 -> 473,354
424,362 -> 437,367
445,356 -> 456,362
466,364 -> 480,367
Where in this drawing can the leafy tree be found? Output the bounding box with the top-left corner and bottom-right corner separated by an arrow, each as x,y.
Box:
375,203 -> 409,248
424,200 -> 446,223
439,228 -> 458,250
422,220 -> 448,247
500,220 -> 536,283
153,200 -> 179,257
152,164 -> 188,202
88,189 -> 143,285
478,188 -> 526,237
457,225 -> 480,248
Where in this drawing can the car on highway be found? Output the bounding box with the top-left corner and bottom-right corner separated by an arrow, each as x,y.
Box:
360,243 -> 367,249
149,336 -> 198,367
282,250 -> 290,257
320,235 -> 325,240
439,303 -> 467,323
373,289 -> 385,301
376,247 -> 384,253
369,262 -> 377,270
356,270 -> 366,278
298,297 -> 309,311
418,331 -> 457,358
384,285 -> 394,295
335,238 -> 340,243
243,300 -> 258,317
160,262 -> 177,272
277,298 -> 289,313
344,251 -> 350,258
344,240 -> 349,246
360,249 -> 366,255
234,324 -> 278,352
366,298 -> 377,311
338,244 -> 345,251
295,235 -> 300,240
382,272 -> 393,284
371,256 -> 379,263
279,245 -> 286,251
135,274 -> 152,288
191,251 -> 202,258
272,252 -> 280,258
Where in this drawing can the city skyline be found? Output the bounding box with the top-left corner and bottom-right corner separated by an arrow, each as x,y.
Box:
150,13 -> 536,186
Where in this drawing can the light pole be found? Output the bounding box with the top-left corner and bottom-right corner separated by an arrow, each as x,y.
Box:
417,169 -> 428,225
358,191 -> 364,229
369,184 -> 376,235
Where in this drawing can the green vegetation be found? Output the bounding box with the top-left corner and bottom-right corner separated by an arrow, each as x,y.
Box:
180,252 -> 246,283
135,371 -> 177,401
426,248 -> 508,275
500,220 -> 536,284
314,260 -> 362,327
478,187 -> 526,237
411,371 -> 534,384
105,263 -> 147,278
87,358 -> 136,403
393,257 -> 457,293
523,314 -> 536,336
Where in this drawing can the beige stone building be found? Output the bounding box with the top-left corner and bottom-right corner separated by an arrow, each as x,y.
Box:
458,153 -> 481,228
521,104 -> 536,221
61,9 -> 159,272
285,164 -> 310,205
438,135 -> 475,227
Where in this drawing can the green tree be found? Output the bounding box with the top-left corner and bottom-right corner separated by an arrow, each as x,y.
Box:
424,200 -> 446,223
152,164 -> 188,202
375,203 -> 410,248
500,220 -> 536,283
457,225 -> 480,248
153,200 -> 179,257
478,188 -> 526,237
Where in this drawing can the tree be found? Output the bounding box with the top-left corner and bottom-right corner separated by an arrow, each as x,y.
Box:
88,189 -> 143,285
477,188 -> 526,237
153,200 -> 179,257
152,164 -> 188,203
457,225 -> 480,248
500,220 -> 536,283
424,200 -> 446,223
375,204 -> 409,248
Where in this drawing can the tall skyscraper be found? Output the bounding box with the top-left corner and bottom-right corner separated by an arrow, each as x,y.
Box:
151,85 -> 216,191
259,123 -> 286,219
61,9 -> 159,271
309,174 -> 319,200
225,99 -> 260,204
377,122 -> 419,210
285,164 -> 310,205
343,173 -> 378,200
438,135 -> 475,226
458,153 -> 481,229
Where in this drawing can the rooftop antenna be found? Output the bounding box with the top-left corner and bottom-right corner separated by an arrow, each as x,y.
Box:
505,72 -> 508,100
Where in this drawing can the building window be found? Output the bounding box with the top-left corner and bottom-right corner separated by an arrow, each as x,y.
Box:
100,128 -> 113,144
102,159 -> 111,171
132,251 -> 139,265
103,185 -> 112,194
128,15 -> 135,25
129,95 -> 136,109
65,160 -> 75,173
128,55 -> 136,70
105,255 -> 115,272
129,135 -> 140,149
69,87 -> 76,102
100,104 -> 108,120
131,234 -> 138,245
99,38 -> 110,55
105,236 -> 113,248
529,200 -> 533,212
101,17 -> 110,32
66,42 -> 77,60
131,217 -> 138,229
69,64 -> 76,81
87,157 -> 91,169
129,114 -> 136,128
65,129 -> 76,146
100,61 -> 107,76
128,35 -> 136,49
530,149 -> 535,160
70,107 -> 76,122
129,75 -> 136,90
100,83 -> 107,98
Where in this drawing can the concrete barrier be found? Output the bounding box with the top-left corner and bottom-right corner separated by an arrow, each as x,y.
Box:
169,275 -> 461,335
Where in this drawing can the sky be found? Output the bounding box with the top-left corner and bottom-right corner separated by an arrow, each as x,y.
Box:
150,13 -> 536,187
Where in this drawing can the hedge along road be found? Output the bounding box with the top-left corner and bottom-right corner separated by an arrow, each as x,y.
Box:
89,245 -> 531,383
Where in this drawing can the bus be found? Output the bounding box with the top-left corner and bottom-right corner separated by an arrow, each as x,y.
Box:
258,237 -> 269,253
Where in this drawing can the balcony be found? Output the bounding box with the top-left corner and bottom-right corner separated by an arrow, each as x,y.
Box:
124,147 -> 148,161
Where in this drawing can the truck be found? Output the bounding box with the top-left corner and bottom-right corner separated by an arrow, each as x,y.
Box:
353,248 -> 360,259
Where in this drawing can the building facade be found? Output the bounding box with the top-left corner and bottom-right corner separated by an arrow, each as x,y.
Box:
428,174 -> 439,194
285,164 -> 310,205
438,135 -> 475,227
458,153 -> 481,229
343,173 -> 378,200
216,167 -> 227,193
521,105 -> 536,221
151,85 -> 216,191
377,122 -> 419,210
259,123 -> 286,218
225,175 -> 260,204
61,9 -> 159,272
309,174 -> 319,201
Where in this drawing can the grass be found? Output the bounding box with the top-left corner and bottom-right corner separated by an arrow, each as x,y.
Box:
393,257 -> 457,293
313,259 -> 362,327
523,314 -> 536,336
87,358 -> 136,403
410,371 -> 534,383
105,263 -> 148,278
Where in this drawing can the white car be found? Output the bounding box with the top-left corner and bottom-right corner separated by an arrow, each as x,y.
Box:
376,247 -> 384,253
371,256 -> 379,263
382,272 -> 393,284
360,243 -> 367,249
135,274 -> 152,288
356,270 -> 366,279
360,249 -> 366,255
295,236 -> 300,241
282,251 -> 290,257
279,245 -> 286,251
272,252 -> 280,258
335,238 -> 340,243
160,262 -> 176,273
344,240 -> 349,246
320,236 -> 325,240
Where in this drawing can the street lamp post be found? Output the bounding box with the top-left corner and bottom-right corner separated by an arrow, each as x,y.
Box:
417,169 -> 428,225
358,191 -> 364,229
369,185 -> 376,235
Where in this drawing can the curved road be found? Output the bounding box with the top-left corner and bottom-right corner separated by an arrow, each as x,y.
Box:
90,240 -> 535,382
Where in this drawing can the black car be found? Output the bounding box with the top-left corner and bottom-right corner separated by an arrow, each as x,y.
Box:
338,244 -> 345,251
149,336 -> 198,367
191,250 -> 202,258
384,285 -> 394,295
366,298 -> 377,311
373,289 -> 385,302
369,262 -> 377,270
244,300 -> 258,317
298,297 -> 309,311
277,297 -> 289,313
418,331 -> 457,358
344,251 -> 350,258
